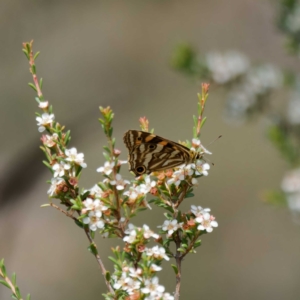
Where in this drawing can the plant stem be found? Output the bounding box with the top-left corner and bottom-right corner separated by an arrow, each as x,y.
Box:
0,269 -> 23,300
49,203 -> 78,221
84,228 -> 115,295
174,238 -> 182,300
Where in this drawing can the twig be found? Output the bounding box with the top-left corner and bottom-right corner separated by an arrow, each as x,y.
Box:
181,232 -> 201,259
0,269 -> 23,300
84,228 -> 115,295
49,203 -> 78,221
174,183 -> 189,209
27,40 -> 43,98
174,232 -> 182,300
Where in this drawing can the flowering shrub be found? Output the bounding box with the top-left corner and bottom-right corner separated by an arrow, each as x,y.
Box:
0,41 -> 218,300
171,38 -> 300,219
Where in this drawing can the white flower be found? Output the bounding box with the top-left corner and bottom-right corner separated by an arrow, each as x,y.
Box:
113,272 -> 129,290
83,211 -> 105,231
143,224 -> 159,239
123,229 -> 137,244
42,133 -> 58,147
246,64 -> 282,95
226,86 -> 256,120
141,277 -> 165,297
97,161 -> 115,175
167,164 -> 194,186
88,184 -> 104,198
140,176 -> 156,194
146,246 -> 170,261
206,51 -> 249,84
161,293 -> 175,300
191,205 -> 211,218
123,186 -> 142,201
192,160 -> 210,176
281,169 -> 300,214
38,101 -> 49,109
287,91 -> 300,125
65,147 -> 87,168
161,219 -> 182,236
286,193 -> 300,213
281,169 -> 300,193
52,161 -> 71,177
36,113 -> 55,132
125,223 -> 136,234
192,138 -> 201,148
110,174 -> 130,190
196,213 -> 218,233
94,199 -> 108,212
82,198 -> 95,211
47,177 -> 65,196
150,264 -> 162,272
82,198 -> 108,216
286,5 -> 300,32
129,267 -> 143,279
167,172 -> 184,186
191,178 -> 198,185
125,278 -> 141,295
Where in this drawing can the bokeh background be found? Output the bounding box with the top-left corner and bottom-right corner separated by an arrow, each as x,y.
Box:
1,1 -> 300,299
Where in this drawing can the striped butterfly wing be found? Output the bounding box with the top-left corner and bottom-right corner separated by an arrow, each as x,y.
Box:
123,130 -> 192,176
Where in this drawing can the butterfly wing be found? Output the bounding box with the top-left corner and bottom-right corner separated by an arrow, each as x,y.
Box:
123,130 -> 192,176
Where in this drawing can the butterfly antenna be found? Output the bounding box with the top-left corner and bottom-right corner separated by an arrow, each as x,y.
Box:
202,156 -> 215,166
206,135 -> 222,147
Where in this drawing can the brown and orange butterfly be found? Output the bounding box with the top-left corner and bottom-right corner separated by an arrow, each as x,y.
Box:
123,130 -> 203,176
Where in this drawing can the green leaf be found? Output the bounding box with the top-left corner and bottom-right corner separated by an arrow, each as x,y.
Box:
103,152 -> 110,161
26,294 -> 31,300
163,213 -> 173,220
26,43 -> 31,54
22,49 -> 29,59
103,146 -> 111,154
28,83 -> 37,92
177,248 -> 185,253
263,190 -> 287,206
91,230 -> 95,239
11,295 -> 18,300
0,280 -> 10,289
74,220 -> 84,228
185,192 -> 194,198
64,130 -> 71,145
200,116 -> 207,129
112,137 -> 116,148
108,256 -> 121,266
34,51 -> 40,60
15,286 -> 21,298
11,273 -> 16,286
31,64 -> 36,74
0,259 -> 4,268
42,161 -> 53,171
1,264 -> 7,277
194,240 -> 201,248
99,182 -> 108,191
105,271 -> 111,282
193,115 -> 197,127
171,264 -> 178,275
88,243 -> 98,256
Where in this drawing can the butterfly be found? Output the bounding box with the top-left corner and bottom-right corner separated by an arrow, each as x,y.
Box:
123,130 -> 204,176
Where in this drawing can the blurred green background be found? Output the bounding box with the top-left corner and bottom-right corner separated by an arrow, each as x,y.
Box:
1,1 -> 300,299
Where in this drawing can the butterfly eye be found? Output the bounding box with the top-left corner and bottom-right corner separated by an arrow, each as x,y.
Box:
136,166 -> 145,174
